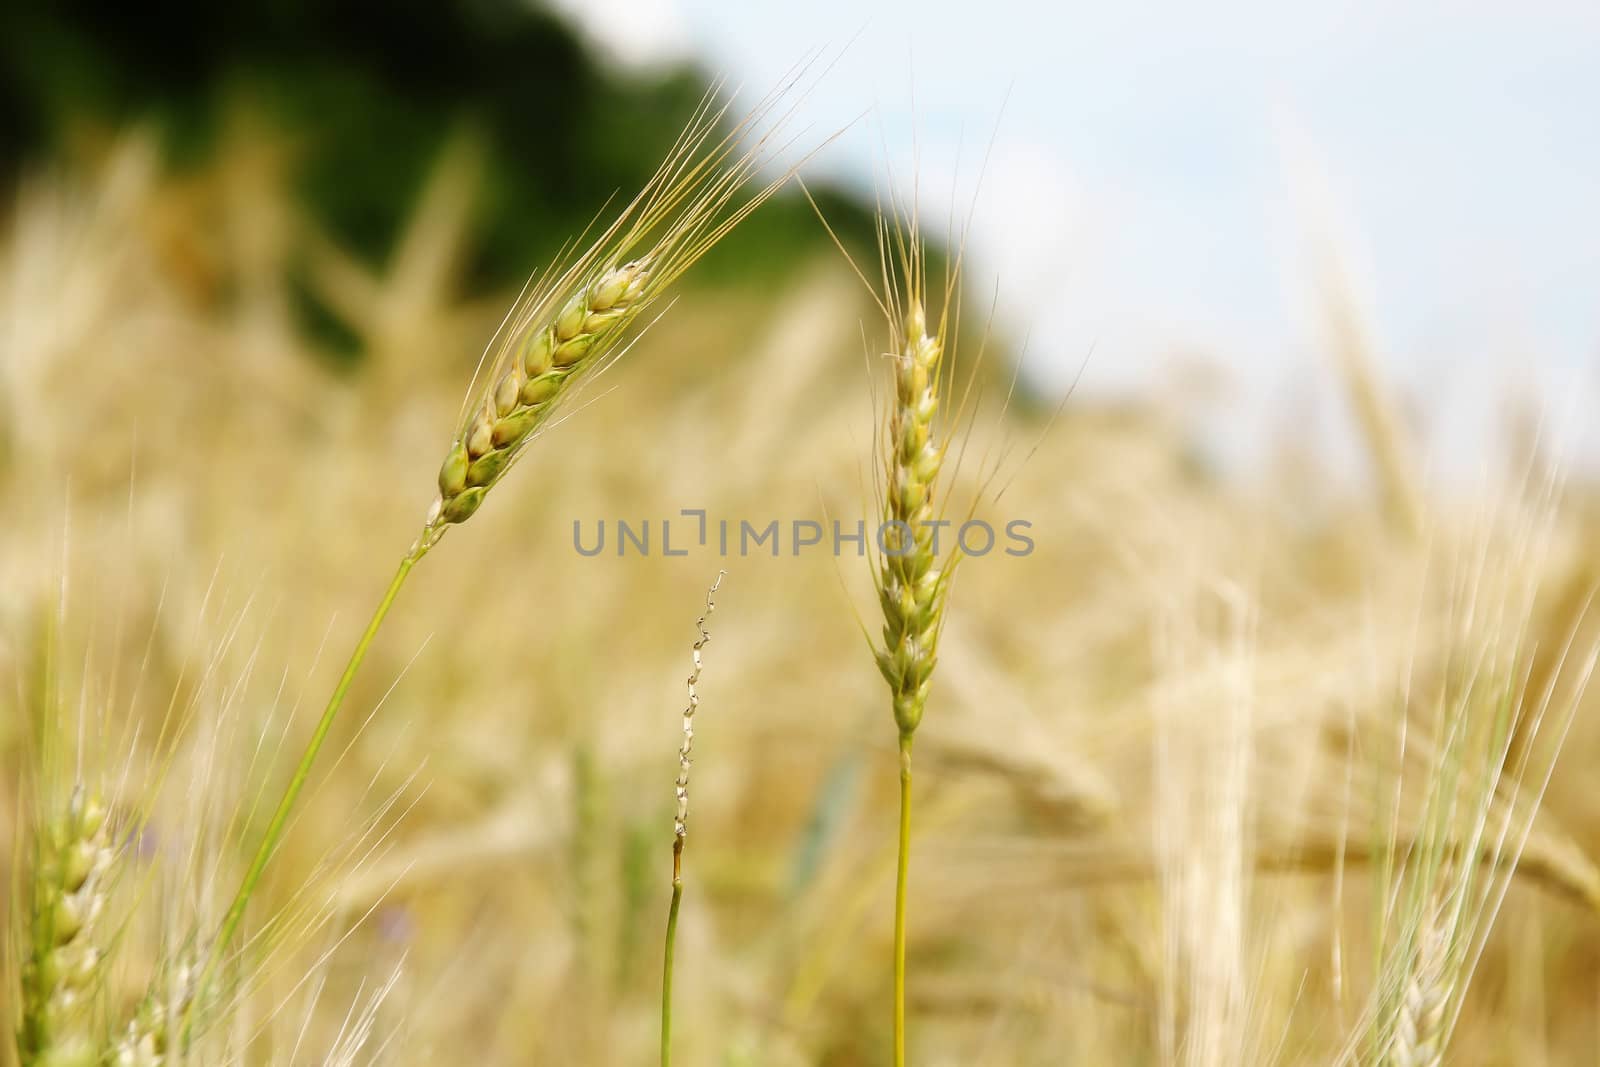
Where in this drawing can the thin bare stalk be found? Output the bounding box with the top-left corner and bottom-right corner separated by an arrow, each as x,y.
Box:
661,846 -> 683,1067
893,734 -> 913,1067
660,572 -> 722,1067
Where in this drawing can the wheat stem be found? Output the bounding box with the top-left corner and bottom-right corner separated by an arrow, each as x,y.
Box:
660,845 -> 683,1067
184,546 -> 424,1041
893,733 -> 914,1067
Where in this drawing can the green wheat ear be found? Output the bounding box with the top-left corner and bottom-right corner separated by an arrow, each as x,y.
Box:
109,951 -> 199,1067
432,258 -> 653,527
421,79 -> 816,549
18,786 -> 115,1067
874,297 -> 951,740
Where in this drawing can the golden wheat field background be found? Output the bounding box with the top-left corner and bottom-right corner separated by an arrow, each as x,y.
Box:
5,8 -> 1600,1067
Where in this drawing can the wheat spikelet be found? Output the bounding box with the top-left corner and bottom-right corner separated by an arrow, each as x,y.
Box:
421,87 -> 809,545
17,786 -> 114,1067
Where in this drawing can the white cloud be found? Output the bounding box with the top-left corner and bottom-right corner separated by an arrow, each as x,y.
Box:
541,0 -> 692,71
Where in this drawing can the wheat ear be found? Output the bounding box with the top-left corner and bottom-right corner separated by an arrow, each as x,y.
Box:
109,955 -> 198,1067
421,85 -> 806,546
1387,915 -> 1451,1067
429,258 -> 652,528
874,295 -> 950,741
17,786 -> 114,1067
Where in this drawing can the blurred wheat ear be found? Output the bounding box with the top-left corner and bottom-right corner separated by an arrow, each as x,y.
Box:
1349,494 -> 1600,1067
109,952 -> 199,1067
1389,901 -> 1452,1067
17,785 -> 114,1067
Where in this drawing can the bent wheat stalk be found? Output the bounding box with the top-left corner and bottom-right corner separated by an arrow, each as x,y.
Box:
185,86 -> 806,1041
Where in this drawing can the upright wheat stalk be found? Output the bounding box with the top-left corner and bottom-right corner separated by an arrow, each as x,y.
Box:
867,221 -> 957,1067
184,85 -> 807,1041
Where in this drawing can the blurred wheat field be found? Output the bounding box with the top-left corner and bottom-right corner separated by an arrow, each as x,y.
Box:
4,119 -> 1600,1066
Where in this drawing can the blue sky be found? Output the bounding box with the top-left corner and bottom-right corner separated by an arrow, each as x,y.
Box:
549,0 -> 1600,465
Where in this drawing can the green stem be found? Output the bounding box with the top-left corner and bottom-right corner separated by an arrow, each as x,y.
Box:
894,733 -> 913,1067
185,547 -> 424,1040
661,844 -> 684,1067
